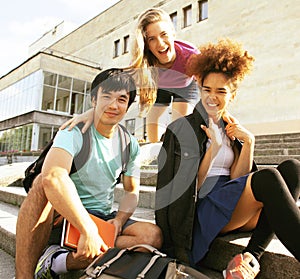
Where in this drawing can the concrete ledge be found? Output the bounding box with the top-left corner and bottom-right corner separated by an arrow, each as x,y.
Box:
254,155 -> 300,165
0,249 -> 15,278
0,162 -> 31,187
140,168 -> 158,186
0,186 -> 26,207
201,233 -> 300,279
0,226 -> 16,258
0,201 -> 19,257
0,186 -> 156,257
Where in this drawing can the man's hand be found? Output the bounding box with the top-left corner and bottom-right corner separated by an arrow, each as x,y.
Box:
107,218 -> 123,240
73,224 -> 108,260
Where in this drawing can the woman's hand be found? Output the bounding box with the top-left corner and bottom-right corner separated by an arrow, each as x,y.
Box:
59,108 -> 94,133
223,112 -> 238,140
225,122 -> 254,145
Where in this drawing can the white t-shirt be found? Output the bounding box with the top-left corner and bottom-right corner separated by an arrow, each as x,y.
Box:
207,127 -> 234,177
198,128 -> 234,199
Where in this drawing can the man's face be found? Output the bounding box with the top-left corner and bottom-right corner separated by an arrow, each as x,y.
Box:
92,87 -> 129,128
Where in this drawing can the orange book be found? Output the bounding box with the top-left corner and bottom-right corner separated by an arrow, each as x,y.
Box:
61,214 -> 115,251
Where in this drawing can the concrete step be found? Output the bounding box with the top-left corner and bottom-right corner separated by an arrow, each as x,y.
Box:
141,160 -> 300,184
0,186 -> 299,279
202,233 -> 300,279
0,186 -> 155,258
255,133 -> 300,142
255,137 -> 300,145
254,147 -> 300,156
0,187 -> 222,279
0,248 -> 15,279
254,155 -> 300,165
255,142 -> 300,150
1,161 -> 300,278
0,181 -> 156,211
0,161 -> 158,188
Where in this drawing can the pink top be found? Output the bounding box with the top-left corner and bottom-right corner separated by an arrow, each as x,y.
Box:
158,40 -> 199,88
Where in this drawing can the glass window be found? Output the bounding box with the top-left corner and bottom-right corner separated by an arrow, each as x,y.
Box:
0,70 -> 42,121
58,75 -> 72,90
25,125 -> 32,151
0,71 -> 91,152
44,72 -> 57,86
199,0 -> 208,21
183,5 -> 192,28
39,125 -> 58,149
170,12 -> 178,30
71,93 -> 85,114
114,39 -> 121,57
56,88 -> 70,113
41,72 -> 90,115
0,124 -> 33,152
84,82 -> 92,111
73,78 -> 86,93
86,82 -> 91,94
42,85 -> 55,111
123,35 -> 130,53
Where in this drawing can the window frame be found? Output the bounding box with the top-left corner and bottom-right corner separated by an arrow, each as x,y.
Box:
183,5 -> 192,28
198,0 -> 208,22
113,39 -> 121,58
123,35 -> 130,54
170,12 -> 178,31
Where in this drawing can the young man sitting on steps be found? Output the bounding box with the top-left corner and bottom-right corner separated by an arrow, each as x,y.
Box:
15,68 -> 162,279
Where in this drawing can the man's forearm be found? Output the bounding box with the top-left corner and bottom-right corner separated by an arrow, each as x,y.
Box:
42,168 -> 95,234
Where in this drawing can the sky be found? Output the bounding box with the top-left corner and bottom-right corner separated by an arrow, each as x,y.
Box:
0,0 -> 120,77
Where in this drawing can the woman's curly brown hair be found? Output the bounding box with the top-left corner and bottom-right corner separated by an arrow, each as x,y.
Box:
186,38 -> 255,88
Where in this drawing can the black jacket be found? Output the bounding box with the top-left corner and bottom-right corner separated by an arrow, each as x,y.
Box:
155,101 -> 257,263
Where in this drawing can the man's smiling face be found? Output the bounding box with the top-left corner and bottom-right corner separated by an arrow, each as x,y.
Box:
93,87 -> 129,128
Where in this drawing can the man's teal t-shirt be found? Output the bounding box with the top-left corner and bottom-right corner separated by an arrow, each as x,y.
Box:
52,125 -> 140,214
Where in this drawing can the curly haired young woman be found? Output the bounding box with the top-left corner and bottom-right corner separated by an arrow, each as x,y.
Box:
155,38 -> 300,279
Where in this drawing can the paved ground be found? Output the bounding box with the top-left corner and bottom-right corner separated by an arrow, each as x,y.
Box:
0,248 -> 15,279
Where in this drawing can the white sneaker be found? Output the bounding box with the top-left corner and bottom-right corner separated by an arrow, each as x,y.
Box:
223,252 -> 260,279
34,245 -> 68,279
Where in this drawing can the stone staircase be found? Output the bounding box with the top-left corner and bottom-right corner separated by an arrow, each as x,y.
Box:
254,132 -> 300,166
0,132 -> 300,278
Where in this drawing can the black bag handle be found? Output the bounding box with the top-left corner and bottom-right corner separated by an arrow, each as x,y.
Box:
84,244 -> 168,279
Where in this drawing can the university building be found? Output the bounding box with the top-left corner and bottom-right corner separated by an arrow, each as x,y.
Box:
0,0 -> 299,153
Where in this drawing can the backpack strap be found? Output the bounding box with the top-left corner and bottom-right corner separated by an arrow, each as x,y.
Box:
70,123 -> 92,174
69,123 -> 130,180
117,124 -> 131,177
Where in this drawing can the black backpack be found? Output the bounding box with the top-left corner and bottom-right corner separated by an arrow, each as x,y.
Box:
23,123 -> 131,193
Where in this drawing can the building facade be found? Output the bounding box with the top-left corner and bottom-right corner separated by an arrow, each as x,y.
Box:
0,0 -> 299,153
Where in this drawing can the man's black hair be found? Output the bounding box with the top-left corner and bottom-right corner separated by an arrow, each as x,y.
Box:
91,68 -> 136,109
